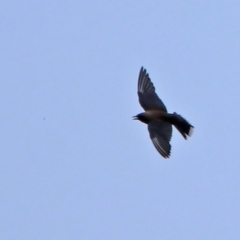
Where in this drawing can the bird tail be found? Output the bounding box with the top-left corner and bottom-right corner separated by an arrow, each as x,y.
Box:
171,112 -> 194,139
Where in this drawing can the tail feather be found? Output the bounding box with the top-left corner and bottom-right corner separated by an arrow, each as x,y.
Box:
172,112 -> 194,139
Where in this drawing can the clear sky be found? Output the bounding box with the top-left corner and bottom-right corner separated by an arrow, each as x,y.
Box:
1,1 -> 240,239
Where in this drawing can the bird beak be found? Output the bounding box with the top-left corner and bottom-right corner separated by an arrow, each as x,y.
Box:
132,116 -> 138,120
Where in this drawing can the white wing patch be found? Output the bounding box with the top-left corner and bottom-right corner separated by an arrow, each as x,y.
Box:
138,68 -> 155,94
152,137 -> 169,158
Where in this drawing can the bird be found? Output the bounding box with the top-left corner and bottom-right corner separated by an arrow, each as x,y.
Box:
133,67 -> 194,158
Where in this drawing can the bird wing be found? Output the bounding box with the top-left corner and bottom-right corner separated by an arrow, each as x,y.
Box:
148,121 -> 172,158
138,67 -> 167,112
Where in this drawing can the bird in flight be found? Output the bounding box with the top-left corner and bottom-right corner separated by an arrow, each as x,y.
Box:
133,67 -> 194,158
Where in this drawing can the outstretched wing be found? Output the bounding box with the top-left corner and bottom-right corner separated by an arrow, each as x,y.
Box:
138,67 -> 167,112
148,121 -> 172,158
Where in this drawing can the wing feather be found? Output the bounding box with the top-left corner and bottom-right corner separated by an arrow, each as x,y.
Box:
148,121 -> 172,158
138,67 -> 167,112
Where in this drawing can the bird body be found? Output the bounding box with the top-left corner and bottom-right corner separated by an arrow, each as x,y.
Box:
134,67 -> 194,158
133,110 -> 168,124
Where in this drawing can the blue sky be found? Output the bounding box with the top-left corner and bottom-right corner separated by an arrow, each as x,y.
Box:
1,1 -> 240,239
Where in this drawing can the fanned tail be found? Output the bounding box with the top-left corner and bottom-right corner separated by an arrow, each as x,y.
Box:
171,112 -> 194,139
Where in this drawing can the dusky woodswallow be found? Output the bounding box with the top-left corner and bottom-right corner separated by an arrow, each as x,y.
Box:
133,67 -> 194,158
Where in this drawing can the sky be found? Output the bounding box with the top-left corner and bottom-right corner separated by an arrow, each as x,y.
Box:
1,1 -> 240,239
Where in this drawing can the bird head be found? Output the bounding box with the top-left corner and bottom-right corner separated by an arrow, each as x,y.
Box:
132,113 -> 149,124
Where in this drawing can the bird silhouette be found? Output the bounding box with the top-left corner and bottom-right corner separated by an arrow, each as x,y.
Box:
133,67 -> 194,158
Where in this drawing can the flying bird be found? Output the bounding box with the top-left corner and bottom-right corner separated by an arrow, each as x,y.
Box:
133,67 -> 194,158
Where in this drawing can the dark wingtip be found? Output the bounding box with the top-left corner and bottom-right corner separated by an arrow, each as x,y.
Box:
140,66 -> 146,73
